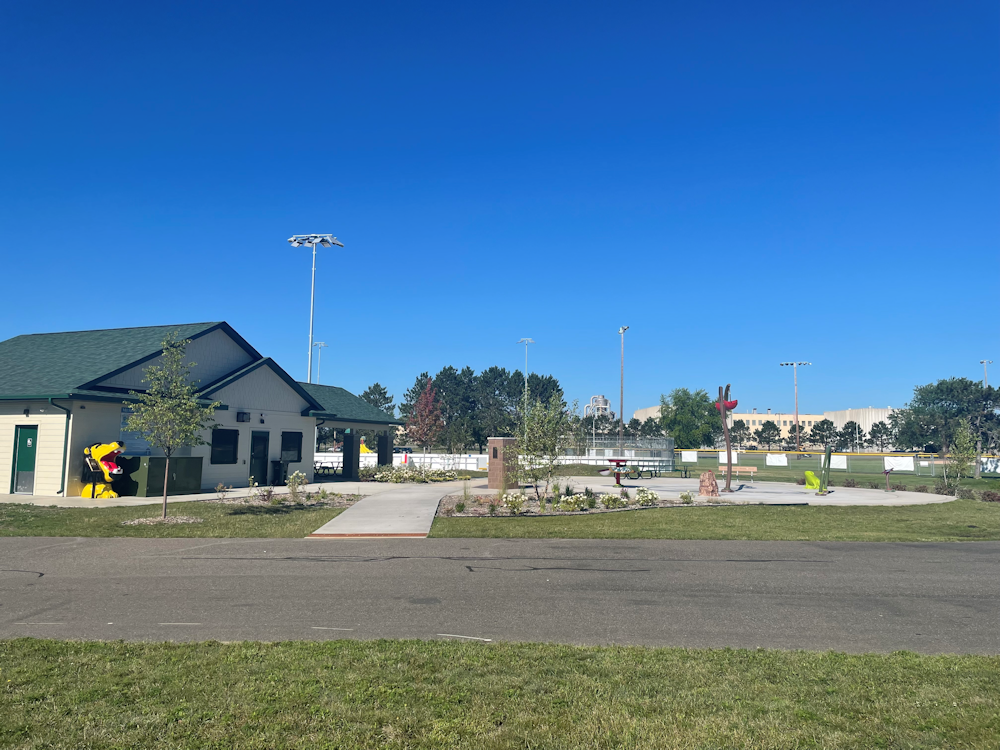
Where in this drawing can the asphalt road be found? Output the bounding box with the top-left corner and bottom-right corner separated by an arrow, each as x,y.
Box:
1,537 -> 998,653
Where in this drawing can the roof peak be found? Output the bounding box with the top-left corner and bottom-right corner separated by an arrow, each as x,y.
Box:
13,322 -> 222,339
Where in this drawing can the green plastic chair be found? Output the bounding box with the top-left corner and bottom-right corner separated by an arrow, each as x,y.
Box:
804,471 -> 820,490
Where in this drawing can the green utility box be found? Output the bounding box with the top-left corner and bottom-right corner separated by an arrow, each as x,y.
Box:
115,456 -> 204,497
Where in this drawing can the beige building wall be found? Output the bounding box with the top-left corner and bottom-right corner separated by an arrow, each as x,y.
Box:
728,411 -> 826,438
633,405 -> 661,422
0,401 -> 70,496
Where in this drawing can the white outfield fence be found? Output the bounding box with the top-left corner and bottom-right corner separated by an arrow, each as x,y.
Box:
313,452 -> 677,475
314,452 -> 490,473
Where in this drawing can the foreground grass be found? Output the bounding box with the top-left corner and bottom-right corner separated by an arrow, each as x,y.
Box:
431,498 -> 1000,541
0,501 -> 343,538
2,640 -> 998,750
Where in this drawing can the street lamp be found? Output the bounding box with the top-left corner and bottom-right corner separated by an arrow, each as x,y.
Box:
517,338 -> 534,408
618,326 -> 629,453
981,360 -> 993,388
779,361 -> 811,451
313,342 -> 329,384
288,234 -> 344,383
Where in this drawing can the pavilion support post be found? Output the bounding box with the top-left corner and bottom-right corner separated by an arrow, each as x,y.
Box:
377,432 -> 393,467
342,431 -> 361,481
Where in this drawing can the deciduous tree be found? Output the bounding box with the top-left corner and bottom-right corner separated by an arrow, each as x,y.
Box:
124,334 -> 220,519
405,377 -> 443,452
867,420 -> 895,451
659,389 -> 722,449
730,419 -> 750,449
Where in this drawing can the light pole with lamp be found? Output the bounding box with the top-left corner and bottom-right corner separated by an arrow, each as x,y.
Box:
313,342 -> 329,384
981,360 -> 993,388
517,338 -> 534,409
618,326 -> 629,454
779,361 -> 811,451
288,234 -> 344,383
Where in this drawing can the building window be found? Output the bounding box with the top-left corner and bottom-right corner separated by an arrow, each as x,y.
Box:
808,421 -> 813,426
211,429 -> 239,464
281,431 -> 303,463
783,420 -> 787,426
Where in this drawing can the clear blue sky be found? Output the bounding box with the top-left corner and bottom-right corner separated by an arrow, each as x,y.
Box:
1,1 -> 996,417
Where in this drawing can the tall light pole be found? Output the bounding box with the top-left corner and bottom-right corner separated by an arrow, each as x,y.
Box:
618,326 -> 629,453
313,342 -> 328,384
779,361 -> 811,451
518,338 -> 534,409
288,234 -> 344,383
981,360 -> 993,388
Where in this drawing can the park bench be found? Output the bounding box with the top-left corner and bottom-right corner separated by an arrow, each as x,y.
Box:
718,466 -> 757,480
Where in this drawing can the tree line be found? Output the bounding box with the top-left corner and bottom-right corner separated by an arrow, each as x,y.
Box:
316,366 -> 564,453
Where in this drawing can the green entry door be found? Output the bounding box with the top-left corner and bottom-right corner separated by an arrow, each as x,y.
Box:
12,425 -> 38,494
249,431 -> 269,486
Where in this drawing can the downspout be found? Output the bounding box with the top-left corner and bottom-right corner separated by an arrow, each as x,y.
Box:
49,398 -> 71,496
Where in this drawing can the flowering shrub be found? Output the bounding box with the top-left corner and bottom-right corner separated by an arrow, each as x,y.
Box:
361,465 -> 458,483
635,487 -> 659,506
504,494 -> 527,515
557,494 -> 589,512
285,470 -> 308,503
601,493 -> 628,509
679,491 -> 694,504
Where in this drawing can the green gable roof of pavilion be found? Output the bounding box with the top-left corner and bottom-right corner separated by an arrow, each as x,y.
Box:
0,322 -> 238,400
297,382 -> 401,426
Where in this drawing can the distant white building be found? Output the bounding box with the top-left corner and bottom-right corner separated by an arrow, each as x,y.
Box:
633,405 -> 661,422
823,407 -> 896,432
633,403 -> 897,435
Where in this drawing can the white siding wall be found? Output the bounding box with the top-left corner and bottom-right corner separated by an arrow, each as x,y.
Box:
94,329 -> 254,390
65,400 -> 126,497
199,366 -> 315,489
824,407 -> 896,433
0,401 -> 70,497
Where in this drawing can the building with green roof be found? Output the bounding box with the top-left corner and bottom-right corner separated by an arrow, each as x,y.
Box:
0,322 -> 398,497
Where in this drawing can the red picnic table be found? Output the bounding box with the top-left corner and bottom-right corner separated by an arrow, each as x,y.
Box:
608,458 -> 628,486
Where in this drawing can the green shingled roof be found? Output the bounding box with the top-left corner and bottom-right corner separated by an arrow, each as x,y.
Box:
298,382 -> 401,425
0,322 -> 222,399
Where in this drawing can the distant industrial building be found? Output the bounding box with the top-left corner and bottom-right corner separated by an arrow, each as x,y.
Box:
633,404 -> 897,439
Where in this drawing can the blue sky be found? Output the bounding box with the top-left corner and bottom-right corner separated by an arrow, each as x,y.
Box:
1,1 -> 996,417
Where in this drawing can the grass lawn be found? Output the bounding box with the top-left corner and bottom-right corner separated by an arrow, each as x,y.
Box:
1,639 -> 997,749
431,498 -> 1000,541
0,501 -> 343,538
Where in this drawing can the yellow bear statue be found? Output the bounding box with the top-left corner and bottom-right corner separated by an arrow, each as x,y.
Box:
81,441 -> 126,499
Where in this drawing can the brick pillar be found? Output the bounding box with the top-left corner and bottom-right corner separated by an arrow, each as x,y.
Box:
342,431 -> 361,481
487,437 -> 518,491
377,432 -> 393,466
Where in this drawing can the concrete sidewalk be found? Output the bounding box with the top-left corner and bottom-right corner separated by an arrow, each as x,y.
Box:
309,481 -> 467,538
0,479 -> 388,509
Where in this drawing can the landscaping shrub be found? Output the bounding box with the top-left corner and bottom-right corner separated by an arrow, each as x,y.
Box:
285,470 -> 308,503
454,502 -> 466,514
488,503 -> 498,516
795,477 -> 806,485
956,487 -> 976,500
363,465 -> 458,483
891,483 -> 908,492
601,494 -> 628,509
980,490 -> 1000,503
557,494 -> 589,512
679,492 -> 694,504
914,485 -> 929,493
504,494 -> 526,515
843,478 -> 858,488
587,495 -> 597,509
867,482 -> 881,489
635,487 -> 659,506
934,483 -> 956,496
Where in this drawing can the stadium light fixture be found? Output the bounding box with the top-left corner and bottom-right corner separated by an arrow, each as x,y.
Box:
288,234 -> 344,382
779,361 -> 811,451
